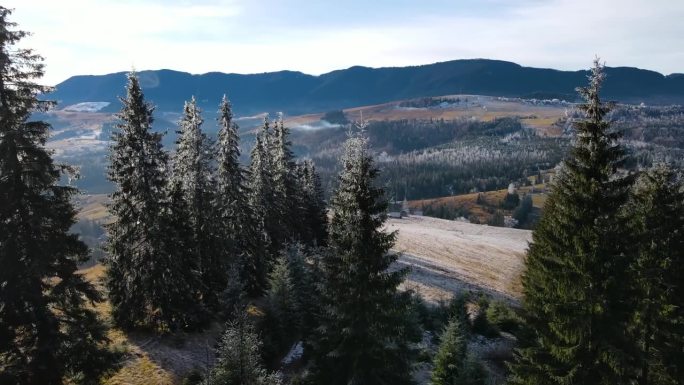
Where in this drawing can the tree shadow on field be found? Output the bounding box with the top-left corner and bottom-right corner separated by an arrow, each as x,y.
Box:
109,323 -> 223,384
393,253 -> 519,305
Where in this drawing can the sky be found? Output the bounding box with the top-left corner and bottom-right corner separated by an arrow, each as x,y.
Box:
5,0 -> 684,85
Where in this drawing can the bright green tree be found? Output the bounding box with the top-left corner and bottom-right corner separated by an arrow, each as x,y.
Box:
431,315 -> 469,385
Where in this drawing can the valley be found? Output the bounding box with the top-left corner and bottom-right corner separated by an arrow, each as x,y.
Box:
3,2 -> 683,384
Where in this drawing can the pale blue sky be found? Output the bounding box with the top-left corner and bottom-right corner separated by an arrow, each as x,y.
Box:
6,0 -> 684,85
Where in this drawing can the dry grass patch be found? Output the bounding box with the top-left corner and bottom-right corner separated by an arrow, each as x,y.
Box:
388,216 -> 531,303
77,264 -> 222,385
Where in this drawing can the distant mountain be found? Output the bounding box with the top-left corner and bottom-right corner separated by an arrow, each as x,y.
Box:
50,59 -> 684,115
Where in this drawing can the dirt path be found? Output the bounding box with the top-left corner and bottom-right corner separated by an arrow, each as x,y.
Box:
387,216 -> 531,303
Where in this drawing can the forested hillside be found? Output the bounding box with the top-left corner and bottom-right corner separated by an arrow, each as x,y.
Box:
50,60 -> 684,116
2,6 -> 683,385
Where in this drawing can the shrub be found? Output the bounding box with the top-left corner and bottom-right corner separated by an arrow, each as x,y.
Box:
485,300 -> 521,334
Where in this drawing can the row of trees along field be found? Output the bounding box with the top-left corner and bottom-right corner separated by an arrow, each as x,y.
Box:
1,6 -> 683,385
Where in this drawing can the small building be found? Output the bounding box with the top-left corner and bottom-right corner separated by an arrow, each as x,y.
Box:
504,216 -> 519,228
388,197 -> 410,218
507,183 -> 516,195
401,198 -> 410,217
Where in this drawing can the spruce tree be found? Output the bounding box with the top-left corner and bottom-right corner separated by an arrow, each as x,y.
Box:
299,160 -> 328,246
0,7 -> 109,384
246,119 -> 275,291
214,95 -> 262,299
309,133 -> 418,385
626,165 -> 684,385
509,59 -> 633,385
262,254 -> 300,362
284,243 -> 317,336
270,115 -> 299,242
106,73 -> 200,331
170,96 -> 221,309
203,313 -> 282,385
431,315 -> 469,385
266,255 -> 299,333
161,178 -> 208,328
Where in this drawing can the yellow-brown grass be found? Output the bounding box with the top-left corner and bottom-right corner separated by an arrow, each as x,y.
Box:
74,194 -> 112,223
77,265 -> 222,385
389,216 -> 531,302
410,182 -> 551,223
284,95 -> 567,136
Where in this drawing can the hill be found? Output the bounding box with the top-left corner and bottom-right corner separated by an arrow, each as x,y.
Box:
389,215 -> 531,303
49,59 -> 684,116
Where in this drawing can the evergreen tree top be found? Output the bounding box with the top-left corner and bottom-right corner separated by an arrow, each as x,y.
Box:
116,72 -> 155,133
216,94 -> 243,191
577,58 -> 610,120
180,96 -> 204,129
566,58 -> 625,181
0,8 -> 54,142
259,115 -> 271,138
172,95 -> 213,188
219,94 -> 233,124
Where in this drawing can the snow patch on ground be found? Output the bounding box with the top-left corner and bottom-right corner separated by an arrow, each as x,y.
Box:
63,102 -> 110,112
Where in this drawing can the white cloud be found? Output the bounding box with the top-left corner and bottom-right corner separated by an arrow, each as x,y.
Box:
4,0 -> 683,85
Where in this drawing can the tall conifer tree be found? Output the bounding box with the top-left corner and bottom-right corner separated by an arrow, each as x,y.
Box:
626,165 -> 684,385
214,95 -> 262,299
299,159 -> 328,246
170,97 -> 221,308
271,115 -> 298,242
246,120 -> 274,292
309,132 -> 418,385
0,7 -> 109,384
106,73 -> 200,330
509,59 -> 633,385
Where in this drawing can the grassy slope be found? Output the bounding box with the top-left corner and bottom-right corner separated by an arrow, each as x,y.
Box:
282,95 -> 566,136
410,182 -> 549,225
390,216 -> 531,303
79,263 -> 222,385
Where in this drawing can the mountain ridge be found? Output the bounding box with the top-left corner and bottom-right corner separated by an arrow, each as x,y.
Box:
50,59 -> 684,115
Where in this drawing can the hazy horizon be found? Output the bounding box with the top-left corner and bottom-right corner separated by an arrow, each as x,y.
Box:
6,0 -> 684,85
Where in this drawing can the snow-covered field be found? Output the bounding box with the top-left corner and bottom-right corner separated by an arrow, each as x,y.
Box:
387,215 -> 531,303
